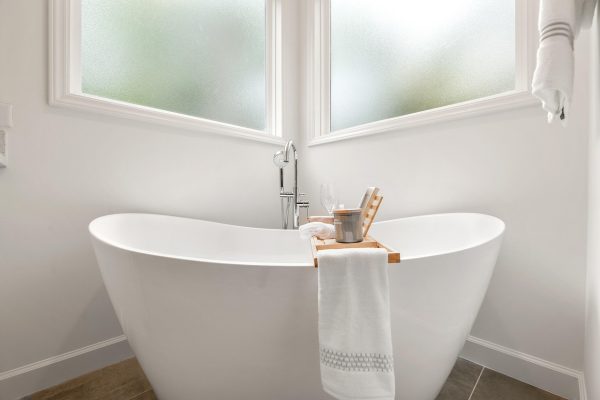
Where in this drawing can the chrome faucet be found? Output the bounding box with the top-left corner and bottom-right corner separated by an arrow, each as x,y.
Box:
273,140 -> 309,229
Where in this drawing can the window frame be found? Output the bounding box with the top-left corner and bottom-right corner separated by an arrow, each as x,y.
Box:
49,0 -> 285,145
306,0 -> 538,146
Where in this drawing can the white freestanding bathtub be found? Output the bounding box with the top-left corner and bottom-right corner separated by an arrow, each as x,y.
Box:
89,213 -> 504,400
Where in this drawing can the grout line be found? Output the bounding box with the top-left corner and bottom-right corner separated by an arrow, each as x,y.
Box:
467,367 -> 485,400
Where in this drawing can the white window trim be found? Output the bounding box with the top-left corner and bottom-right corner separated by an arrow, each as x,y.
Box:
49,0 -> 286,146
306,0 -> 538,146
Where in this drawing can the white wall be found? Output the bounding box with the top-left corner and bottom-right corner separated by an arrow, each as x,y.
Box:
300,23 -> 591,374
0,1 -> 298,397
585,13 -> 600,400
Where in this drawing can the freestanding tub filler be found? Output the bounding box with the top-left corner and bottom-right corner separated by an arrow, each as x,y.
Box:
90,212 -> 504,400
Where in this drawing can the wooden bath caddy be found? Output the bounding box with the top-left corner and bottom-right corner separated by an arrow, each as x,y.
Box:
310,236 -> 400,268
309,187 -> 400,268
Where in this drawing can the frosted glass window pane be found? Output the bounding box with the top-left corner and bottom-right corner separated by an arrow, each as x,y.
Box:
330,0 -> 515,132
81,0 -> 266,131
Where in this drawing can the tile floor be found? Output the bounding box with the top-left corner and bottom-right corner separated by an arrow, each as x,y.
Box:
436,359 -> 565,400
23,359 -> 155,400
24,357 -> 565,400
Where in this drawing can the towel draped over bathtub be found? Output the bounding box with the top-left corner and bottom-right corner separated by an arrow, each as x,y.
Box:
317,248 -> 395,400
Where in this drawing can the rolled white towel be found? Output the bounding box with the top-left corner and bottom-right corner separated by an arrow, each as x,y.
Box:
538,0 -> 577,33
299,222 -> 336,240
532,0 -> 576,126
532,0 -> 597,126
532,35 -> 574,126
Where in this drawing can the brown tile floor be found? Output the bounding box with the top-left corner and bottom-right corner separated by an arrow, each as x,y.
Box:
469,368 -> 565,400
436,359 -> 566,400
25,357 -> 565,400
436,358 -> 483,400
23,358 -> 155,400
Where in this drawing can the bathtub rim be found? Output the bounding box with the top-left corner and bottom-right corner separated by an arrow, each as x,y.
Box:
89,212 -> 505,268
371,212 -> 506,261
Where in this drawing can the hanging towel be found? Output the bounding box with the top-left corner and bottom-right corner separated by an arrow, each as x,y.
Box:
318,248 -> 395,400
532,0 -> 597,126
532,0 -> 576,126
299,222 -> 336,240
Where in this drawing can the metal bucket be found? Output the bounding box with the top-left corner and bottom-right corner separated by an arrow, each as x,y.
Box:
333,208 -> 364,243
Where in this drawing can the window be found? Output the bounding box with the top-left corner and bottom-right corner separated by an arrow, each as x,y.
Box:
331,0 -> 515,132
51,0 -> 533,145
309,0 -> 534,144
50,0 -> 283,144
81,0 -> 266,131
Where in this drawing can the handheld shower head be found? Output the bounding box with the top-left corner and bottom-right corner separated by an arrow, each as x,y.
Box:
273,150 -> 289,168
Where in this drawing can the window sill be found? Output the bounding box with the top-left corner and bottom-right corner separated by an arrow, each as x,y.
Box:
49,92 -> 286,146
308,90 -> 539,147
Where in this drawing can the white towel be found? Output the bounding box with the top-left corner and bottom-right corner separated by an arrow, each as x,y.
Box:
532,35 -> 574,126
532,0 -> 577,126
299,222 -> 336,240
318,248 -> 395,400
532,0 -> 596,126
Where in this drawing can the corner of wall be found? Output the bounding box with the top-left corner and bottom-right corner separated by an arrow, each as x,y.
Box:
585,7 -> 600,400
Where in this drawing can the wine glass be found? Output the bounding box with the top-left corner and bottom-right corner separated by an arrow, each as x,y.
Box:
320,183 -> 337,215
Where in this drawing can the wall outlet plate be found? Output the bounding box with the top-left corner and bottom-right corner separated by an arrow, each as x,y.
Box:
0,130 -> 6,168
0,102 -> 13,128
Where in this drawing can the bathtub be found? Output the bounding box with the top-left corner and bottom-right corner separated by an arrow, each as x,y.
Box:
89,213 -> 504,400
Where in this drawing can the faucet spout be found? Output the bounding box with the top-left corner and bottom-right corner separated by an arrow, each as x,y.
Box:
283,140 -> 297,162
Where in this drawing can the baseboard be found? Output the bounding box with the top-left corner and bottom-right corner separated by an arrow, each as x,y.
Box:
579,374 -> 587,400
0,335 -> 132,400
0,333 -> 586,400
461,335 -> 585,400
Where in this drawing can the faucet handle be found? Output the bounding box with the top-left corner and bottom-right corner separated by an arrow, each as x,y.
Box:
298,194 -> 309,223
298,193 -> 309,206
